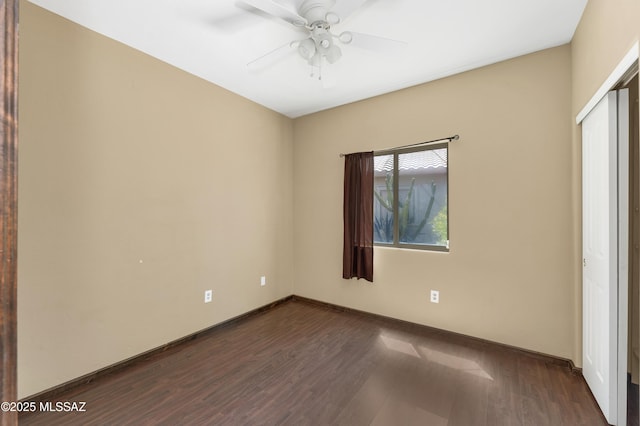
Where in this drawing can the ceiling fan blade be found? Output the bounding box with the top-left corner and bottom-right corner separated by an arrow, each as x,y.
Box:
339,31 -> 407,54
247,40 -> 297,71
331,0 -> 372,22
236,0 -> 307,26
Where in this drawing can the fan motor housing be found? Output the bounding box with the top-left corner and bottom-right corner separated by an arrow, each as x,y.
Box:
298,0 -> 333,23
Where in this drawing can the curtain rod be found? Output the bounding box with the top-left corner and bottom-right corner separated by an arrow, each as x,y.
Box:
339,134 -> 459,158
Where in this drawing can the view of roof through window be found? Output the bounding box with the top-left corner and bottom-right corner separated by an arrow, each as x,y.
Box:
374,148 -> 447,172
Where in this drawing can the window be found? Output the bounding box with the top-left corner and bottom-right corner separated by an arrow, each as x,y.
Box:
373,144 -> 448,251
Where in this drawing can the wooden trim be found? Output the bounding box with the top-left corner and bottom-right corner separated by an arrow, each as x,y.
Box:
21,294 -> 585,407
568,359 -> 582,374
21,296 -> 293,403
0,0 -> 19,425
291,295 -> 581,374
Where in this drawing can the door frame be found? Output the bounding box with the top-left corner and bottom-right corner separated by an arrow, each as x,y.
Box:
618,87 -> 630,426
0,0 -> 19,425
577,42 -> 639,425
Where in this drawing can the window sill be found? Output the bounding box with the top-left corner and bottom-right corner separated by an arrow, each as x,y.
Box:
374,243 -> 449,253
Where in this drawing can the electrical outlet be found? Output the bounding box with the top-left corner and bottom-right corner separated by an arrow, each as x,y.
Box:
204,290 -> 212,303
260,276 -> 266,286
430,290 -> 439,304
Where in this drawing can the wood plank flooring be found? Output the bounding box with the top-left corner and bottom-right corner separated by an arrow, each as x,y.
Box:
630,376 -> 639,426
19,299 -> 607,425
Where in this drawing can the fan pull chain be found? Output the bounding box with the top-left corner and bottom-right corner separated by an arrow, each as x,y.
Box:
310,62 -> 322,81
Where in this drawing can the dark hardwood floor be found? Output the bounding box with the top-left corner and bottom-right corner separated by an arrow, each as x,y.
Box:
20,299 -> 607,425
630,375 -> 639,426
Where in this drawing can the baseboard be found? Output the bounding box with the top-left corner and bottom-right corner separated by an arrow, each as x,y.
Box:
21,295 -> 293,403
291,295 -> 582,375
568,359 -> 582,375
22,293 -> 582,403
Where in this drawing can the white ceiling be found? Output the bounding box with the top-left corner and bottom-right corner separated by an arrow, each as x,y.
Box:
27,0 -> 588,118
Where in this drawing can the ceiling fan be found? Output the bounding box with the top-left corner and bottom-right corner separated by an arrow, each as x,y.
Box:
238,0 -> 406,77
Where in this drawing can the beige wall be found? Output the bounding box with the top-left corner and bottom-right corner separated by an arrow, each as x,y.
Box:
18,1 -> 294,398
293,46 -> 574,361
570,0 -> 640,366
572,0 -> 640,113
20,0 -> 637,399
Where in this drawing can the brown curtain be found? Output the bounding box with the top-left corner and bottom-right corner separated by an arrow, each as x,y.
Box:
343,151 -> 374,282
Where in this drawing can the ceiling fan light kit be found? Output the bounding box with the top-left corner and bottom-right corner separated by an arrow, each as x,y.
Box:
306,21 -> 342,65
297,38 -> 316,60
241,0 -> 405,81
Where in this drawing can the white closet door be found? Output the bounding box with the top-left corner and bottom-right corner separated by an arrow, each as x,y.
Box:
582,91 -> 618,424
